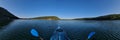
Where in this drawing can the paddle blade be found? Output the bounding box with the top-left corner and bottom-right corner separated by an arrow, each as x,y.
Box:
88,32 -> 96,39
30,29 -> 39,37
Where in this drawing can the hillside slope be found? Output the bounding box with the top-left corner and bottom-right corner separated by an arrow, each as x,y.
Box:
74,14 -> 120,20
0,7 -> 19,20
0,7 -> 19,27
31,16 -> 60,20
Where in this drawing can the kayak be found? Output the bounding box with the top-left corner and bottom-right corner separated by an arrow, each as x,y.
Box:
50,26 -> 70,40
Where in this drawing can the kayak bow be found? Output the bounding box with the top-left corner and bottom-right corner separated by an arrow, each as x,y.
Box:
50,26 -> 70,40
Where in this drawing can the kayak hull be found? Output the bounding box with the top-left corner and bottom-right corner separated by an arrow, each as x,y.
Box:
50,27 -> 70,40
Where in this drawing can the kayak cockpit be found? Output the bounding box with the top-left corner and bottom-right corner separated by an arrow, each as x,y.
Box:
50,26 -> 70,40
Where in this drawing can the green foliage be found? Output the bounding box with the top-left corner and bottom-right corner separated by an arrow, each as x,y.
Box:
32,16 -> 60,20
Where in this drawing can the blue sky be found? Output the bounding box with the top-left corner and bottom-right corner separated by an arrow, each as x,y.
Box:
0,0 -> 120,19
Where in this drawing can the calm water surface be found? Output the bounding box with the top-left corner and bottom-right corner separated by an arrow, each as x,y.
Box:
0,20 -> 120,40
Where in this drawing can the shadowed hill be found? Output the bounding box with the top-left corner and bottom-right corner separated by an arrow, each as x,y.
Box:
0,7 -> 19,19
0,7 -> 19,27
74,14 -> 120,20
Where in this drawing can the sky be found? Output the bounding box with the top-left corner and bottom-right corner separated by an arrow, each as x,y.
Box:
0,0 -> 120,19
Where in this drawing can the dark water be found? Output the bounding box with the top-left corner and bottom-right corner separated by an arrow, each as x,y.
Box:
0,20 -> 120,40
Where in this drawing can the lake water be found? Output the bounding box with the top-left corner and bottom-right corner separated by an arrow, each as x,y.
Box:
0,20 -> 120,40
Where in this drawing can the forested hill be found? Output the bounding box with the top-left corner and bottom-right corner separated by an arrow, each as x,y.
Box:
74,14 -> 120,20
31,16 -> 60,20
0,7 -> 19,20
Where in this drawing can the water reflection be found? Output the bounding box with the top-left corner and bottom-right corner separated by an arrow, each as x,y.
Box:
0,19 -> 13,29
0,20 -> 120,40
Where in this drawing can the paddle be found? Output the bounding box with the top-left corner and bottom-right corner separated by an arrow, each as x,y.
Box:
87,32 -> 96,40
30,29 -> 43,40
31,29 -> 39,37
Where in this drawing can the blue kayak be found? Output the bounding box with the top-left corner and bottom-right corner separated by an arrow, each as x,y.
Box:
50,26 -> 70,40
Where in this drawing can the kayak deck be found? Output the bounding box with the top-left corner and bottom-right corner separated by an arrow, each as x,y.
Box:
50,26 -> 70,40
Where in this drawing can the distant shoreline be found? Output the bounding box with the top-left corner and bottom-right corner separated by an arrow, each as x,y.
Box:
73,14 -> 120,20
20,14 -> 120,20
1,7 -> 120,20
